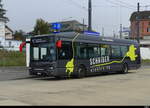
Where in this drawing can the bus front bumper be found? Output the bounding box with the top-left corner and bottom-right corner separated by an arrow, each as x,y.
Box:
29,67 -> 55,77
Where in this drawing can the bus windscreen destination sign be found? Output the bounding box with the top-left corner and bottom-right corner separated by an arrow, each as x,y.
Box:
32,37 -> 53,44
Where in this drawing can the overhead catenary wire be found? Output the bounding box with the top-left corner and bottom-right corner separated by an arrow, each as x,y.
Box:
140,5 -> 150,10
93,5 -> 120,8
105,0 -> 136,10
114,0 -> 136,8
66,0 -> 136,11
64,0 -> 137,37
65,0 -> 88,11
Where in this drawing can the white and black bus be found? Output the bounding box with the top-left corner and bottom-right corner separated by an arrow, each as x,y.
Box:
26,32 -> 141,78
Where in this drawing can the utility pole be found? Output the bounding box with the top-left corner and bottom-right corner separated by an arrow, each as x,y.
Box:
120,24 -> 123,39
102,27 -> 104,37
83,18 -> 85,32
137,2 -> 140,44
88,0 -> 92,31
113,30 -> 116,38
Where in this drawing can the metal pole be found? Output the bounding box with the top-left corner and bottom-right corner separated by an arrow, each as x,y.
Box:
88,0 -> 92,31
102,27 -> 104,37
120,24 -> 123,39
137,2 -> 140,43
83,18 -> 85,32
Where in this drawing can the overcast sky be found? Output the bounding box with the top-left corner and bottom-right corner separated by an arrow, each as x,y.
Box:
3,0 -> 150,36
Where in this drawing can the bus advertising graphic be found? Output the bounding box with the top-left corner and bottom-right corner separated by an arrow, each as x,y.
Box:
126,45 -> 138,61
89,44 -> 138,73
66,59 -> 74,77
27,32 -> 141,78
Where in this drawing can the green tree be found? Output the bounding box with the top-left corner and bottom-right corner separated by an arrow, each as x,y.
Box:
14,30 -> 26,41
33,18 -> 50,35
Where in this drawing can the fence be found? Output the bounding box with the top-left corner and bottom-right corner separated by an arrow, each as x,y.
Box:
140,47 -> 150,60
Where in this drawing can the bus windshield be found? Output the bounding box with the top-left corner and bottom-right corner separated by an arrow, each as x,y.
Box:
31,43 -> 56,61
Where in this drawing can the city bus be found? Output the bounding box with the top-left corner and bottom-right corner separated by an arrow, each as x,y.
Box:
27,32 -> 141,78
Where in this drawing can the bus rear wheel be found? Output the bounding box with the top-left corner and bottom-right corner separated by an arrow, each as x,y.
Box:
121,64 -> 128,74
76,66 -> 86,78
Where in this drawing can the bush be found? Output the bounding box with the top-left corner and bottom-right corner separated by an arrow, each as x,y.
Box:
142,59 -> 150,63
0,50 -> 26,67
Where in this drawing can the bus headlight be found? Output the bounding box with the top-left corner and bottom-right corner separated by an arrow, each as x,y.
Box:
49,66 -> 54,70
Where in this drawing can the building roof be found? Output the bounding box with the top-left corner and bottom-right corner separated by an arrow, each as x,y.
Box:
5,25 -> 13,33
130,11 -> 150,22
49,20 -> 89,32
49,20 -> 87,26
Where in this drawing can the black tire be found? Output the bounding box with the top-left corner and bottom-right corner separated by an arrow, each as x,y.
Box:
29,70 -> 35,76
76,66 -> 86,78
55,76 -> 63,79
121,64 -> 128,74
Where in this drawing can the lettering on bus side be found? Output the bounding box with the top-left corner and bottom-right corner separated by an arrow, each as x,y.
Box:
90,56 -> 110,66
90,66 -> 111,73
89,56 -> 111,73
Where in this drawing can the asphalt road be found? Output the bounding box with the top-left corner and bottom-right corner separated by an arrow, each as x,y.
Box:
0,64 -> 149,81
0,67 -> 30,81
0,65 -> 150,105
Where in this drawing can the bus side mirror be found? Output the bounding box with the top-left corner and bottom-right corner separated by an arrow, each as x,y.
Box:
56,40 -> 62,48
19,42 -> 26,52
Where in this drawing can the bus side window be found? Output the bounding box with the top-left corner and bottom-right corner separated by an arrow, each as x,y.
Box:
100,44 -> 110,57
76,43 -> 88,59
94,46 -> 100,57
111,45 -> 121,58
120,46 -> 128,57
88,48 -> 94,58
88,44 -> 100,58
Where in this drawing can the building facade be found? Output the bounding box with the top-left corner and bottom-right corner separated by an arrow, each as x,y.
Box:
0,0 -> 21,51
130,11 -> 150,60
5,25 -> 13,40
0,0 -> 8,38
130,11 -> 150,39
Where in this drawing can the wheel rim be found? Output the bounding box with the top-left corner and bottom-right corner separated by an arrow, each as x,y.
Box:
78,67 -> 85,78
124,65 -> 128,73
78,68 -> 82,77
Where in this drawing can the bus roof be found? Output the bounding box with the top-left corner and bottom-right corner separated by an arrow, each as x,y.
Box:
31,32 -> 138,45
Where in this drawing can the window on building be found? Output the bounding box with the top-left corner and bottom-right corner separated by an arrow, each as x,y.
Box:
147,28 -> 150,32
